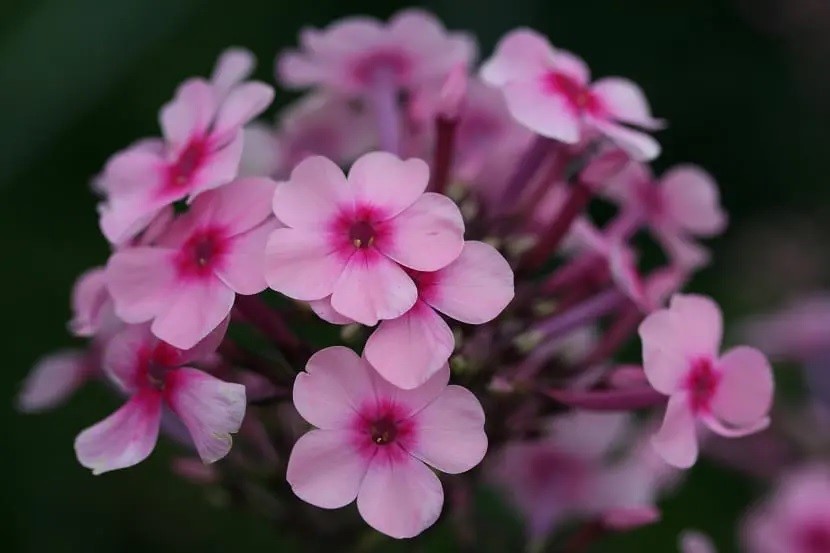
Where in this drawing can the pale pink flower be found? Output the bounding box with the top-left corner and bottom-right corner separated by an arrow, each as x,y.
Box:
680,530 -> 717,553
480,29 -> 664,160
106,177 -> 279,349
98,49 -> 274,244
639,294 -> 775,468
75,320 -> 245,474
265,152 -> 465,326
240,93 -> 376,178
364,240 -> 514,389
286,346 -> 486,538
604,162 -> 727,268
742,465 -> 830,553
17,350 -> 95,413
277,9 -> 475,96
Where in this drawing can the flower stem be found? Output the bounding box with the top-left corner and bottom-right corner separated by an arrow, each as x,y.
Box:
531,288 -> 625,340
367,71 -> 401,155
430,116 -> 458,195
497,136 -> 554,208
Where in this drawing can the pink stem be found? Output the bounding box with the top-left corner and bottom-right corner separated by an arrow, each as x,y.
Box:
367,70 -> 401,155
496,135 -> 553,208
531,288 -> 625,340
430,116 -> 457,195
545,386 -> 666,411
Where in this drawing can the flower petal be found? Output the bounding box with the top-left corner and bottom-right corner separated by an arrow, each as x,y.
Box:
651,393 -> 698,469
74,389 -> 163,475
160,79 -> 217,149
217,219 -> 281,295
364,301 -> 455,390
660,165 -> 727,236
668,294 -> 723,358
150,277 -> 236,350
264,228 -> 348,301
211,81 -> 275,144
408,385 -> 487,474
378,193 -> 465,272
308,296 -> 355,325
480,28 -> 554,87
591,119 -> 661,162
638,309 -> 690,395
210,47 -> 255,97
711,346 -> 774,427
331,249 -> 417,326
357,452 -> 444,539
17,350 -> 90,413
347,152 -> 429,219
287,429 -> 371,509
293,346 -> 375,429
591,77 -> 665,130
204,177 -> 278,235
502,80 -> 581,144
164,367 -> 246,463
106,247 -> 178,324
272,156 -> 351,230
423,240 -> 514,324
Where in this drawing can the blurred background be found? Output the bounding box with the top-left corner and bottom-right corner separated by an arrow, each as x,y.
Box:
2,0 -> 830,551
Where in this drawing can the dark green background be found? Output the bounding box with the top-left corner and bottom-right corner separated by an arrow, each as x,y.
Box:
3,0 -> 828,551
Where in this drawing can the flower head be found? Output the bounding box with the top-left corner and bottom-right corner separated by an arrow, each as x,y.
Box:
74,320 -> 245,474
265,152 -> 465,326
639,294 -> 775,468
106,177 -> 279,349
481,29 -> 664,160
287,346 -> 487,538
98,49 -> 274,244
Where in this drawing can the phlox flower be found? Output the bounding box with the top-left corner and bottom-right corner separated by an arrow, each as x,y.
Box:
639,294 -> 775,468
265,152 -> 465,326
75,320 -> 245,474
742,465 -> 830,553
277,9 -> 475,96
286,346 -> 487,539
106,177 -> 279,349
604,162 -> 727,269
98,48 -> 274,244
17,350 -> 96,413
480,29 -> 664,160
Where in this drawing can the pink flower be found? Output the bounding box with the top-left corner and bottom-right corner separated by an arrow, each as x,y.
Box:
604,162 -> 727,269
364,240 -> 514,389
98,49 -> 274,244
742,465 -> 830,553
17,350 -> 95,413
286,346 -> 487,538
265,152 -> 465,326
277,9 -> 475,95
75,320 -> 245,474
639,294 -> 775,468
480,29 -> 664,160
106,177 -> 279,349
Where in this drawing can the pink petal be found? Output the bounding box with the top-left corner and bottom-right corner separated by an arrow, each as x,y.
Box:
660,165 -> 727,236
371,363 -> 451,419
408,385 -> 487,474
17,350 -> 90,413
651,394 -> 698,469
272,156 -> 351,230
187,132 -> 245,198
211,81 -> 274,145
217,220 -> 280,295
103,324 -> 155,393
347,152 -> 429,219
106,247 -> 178,324
591,119 -> 661,162
364,301 -> 455,390
638,309 -> 689,394
331,249 -> 418,326
287,429 -> 371,509
591,77 -> 665,130
150,277 -> 236,350
74,389 -> 163,474
159,79 -> 217,149
503,80 -> 581,143
238,123 -> 282,177
711,346 -> 774,427
379,193 -> 465,272
480,28 -> 554,86
179,315 -> 230,365
264,228 -> 348,301
656,230 -> 711,270
293,346 -> 375,429
356,452 -> 444,539
668,294 -> 723,357
203,177 -> 278,235
164,367 -> 246,463
308,296 -> 355,325
97,146 -> 165,197
551,49 -> 591,85
69,267 -> 110,337
210,47 -> 255,98
423,240 -> 514,324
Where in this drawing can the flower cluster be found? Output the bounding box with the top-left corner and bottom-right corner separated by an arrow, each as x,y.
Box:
19,8 -> 785,549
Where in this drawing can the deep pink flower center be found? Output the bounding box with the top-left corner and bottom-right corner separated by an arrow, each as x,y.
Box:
369,416 -> 399,445
684,358 -> 720,413
139,342 -> 182,389
353,49 -> 410,85
543,71 -> 601,115
798,522 -> 830,553
167,137 -> 208,190
352,400 -> 415,459
175,226 -> 229,278
349,220 -> 376,248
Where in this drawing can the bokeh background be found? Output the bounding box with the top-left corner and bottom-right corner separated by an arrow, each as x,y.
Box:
3,0 -> 830,551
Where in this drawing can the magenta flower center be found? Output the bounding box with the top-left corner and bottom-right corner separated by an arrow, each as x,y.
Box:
369,416 -> 399,445
349,220 -> 376,248
139,342 -> 181,389
684,358 -> 720,413
798,522 -> 830,553
167,137 -> 208,190
543,71 -> 601,115
175,226 -> 229,278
